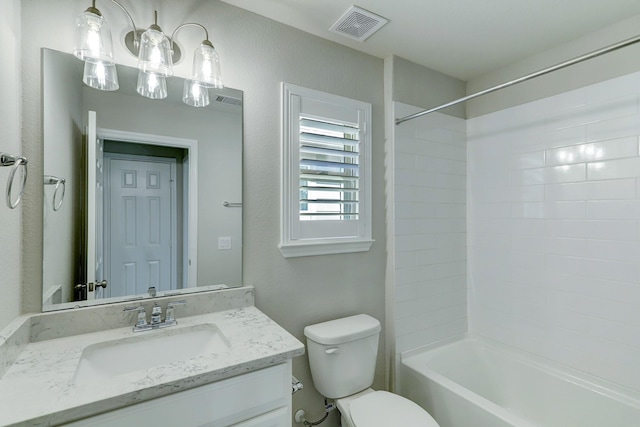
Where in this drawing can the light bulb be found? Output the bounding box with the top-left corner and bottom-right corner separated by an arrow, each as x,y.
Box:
137,70 -> 167,99
183,79 -> 210,107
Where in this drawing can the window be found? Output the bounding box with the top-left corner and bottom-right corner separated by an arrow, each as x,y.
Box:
280,83 -> 373,258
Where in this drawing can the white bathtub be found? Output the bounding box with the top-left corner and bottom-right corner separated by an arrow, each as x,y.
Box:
399,335 -> 640,427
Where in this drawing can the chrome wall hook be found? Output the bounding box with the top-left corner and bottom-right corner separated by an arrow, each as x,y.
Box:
1,153 -> 28,209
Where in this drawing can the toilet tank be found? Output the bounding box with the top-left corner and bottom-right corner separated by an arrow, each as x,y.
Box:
304,314 -> 381,399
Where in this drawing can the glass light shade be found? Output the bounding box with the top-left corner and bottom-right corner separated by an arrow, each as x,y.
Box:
191,43 -> 223,88
73,10 -> 115,64
137,28 -> 174,77
83,61 -> 119,91
136,71 -> 167,99
183,80 -> 210,107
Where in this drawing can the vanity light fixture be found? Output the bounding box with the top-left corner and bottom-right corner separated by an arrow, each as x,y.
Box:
73,0 -> 224,104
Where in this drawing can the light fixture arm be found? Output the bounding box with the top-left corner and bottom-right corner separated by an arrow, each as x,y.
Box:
170,22 -> 211,53
110,0 -> 139,48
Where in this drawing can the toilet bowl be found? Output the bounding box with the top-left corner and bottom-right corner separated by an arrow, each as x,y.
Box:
336,389 -> 439,427
304,314 -> 440,427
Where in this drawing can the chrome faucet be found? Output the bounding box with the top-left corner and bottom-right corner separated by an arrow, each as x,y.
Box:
123,300 -> 187,332
150,303 -> 163,326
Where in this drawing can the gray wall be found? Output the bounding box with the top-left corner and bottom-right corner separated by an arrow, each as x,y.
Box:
19,1 -> 385,425
42,49 -> 83,305
391,55 -> 467,119
467,13 -> 640,117
0,0 -> 22,331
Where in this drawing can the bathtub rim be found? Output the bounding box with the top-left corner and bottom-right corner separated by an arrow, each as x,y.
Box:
400,333 -> 640,411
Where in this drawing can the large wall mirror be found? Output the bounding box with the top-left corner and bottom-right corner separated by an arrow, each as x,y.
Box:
42,48 -> 243,311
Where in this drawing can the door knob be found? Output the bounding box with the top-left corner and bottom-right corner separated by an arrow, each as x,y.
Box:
88,280 -> 108,292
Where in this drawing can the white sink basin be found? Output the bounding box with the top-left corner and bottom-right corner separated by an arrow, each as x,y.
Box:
74,323 -> 230,384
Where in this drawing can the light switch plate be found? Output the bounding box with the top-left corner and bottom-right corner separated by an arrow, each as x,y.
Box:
218,237 -> 232,250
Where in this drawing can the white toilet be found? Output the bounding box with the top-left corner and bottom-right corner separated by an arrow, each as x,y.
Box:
304,314 -> 440,427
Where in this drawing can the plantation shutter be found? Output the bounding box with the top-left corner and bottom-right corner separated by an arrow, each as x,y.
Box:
299,117 -> 360,221
281,83 -> 373,257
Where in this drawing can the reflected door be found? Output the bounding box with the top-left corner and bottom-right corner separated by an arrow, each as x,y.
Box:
105,156 -> 177,297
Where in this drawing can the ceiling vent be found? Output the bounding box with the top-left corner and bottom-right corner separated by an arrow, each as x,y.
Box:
329,6 -> 389,42
215,95 -> 243,106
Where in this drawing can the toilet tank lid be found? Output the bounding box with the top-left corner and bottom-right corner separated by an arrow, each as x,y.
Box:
304,314 -> 381,345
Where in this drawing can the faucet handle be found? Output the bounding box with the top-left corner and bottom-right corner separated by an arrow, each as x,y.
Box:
165,300 -> 187,323
123,305 -> 147,327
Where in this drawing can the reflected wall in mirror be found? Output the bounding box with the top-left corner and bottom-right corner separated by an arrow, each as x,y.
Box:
43,49 -> 243,311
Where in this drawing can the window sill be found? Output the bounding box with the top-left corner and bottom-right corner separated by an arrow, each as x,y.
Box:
278,239 -> 374,258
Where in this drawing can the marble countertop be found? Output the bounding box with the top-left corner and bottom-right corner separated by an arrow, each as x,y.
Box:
0,306 -> 305,427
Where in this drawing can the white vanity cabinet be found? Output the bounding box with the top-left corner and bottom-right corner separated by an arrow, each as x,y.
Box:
65,361 -> 292,427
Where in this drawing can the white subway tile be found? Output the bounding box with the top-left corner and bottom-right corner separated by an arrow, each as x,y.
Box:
436,232 -> 467,248
512,202 -> 545,219
396,280 -> 441,302
546,254 -> 639,283
436,203 -> 466,218
545,164 -> 587,183
586,200 -> 640,220
395,327 -> 437,354
546,219 -> 637,241
622,238 -> 640,268
395,312 -> 440,337
395,265 -> 437,285
394,152 -> 417,169
434,261 -> 466,279
394,234 -> 437,252
587,157 -> 640,181
436,173 -> 467,190
586,278 -> 640,304
395,295 -> 437,319
545,179 -> 636,201
435,317 -> 468,340
510,185 -> 545,202
513,150 -> 546,169
547,123 -> 586,146
394,219 -> 417,236
545,136 -> 638,166
586,114 -> 640,142
394,251 -> 416,270
415,127 -> 453,144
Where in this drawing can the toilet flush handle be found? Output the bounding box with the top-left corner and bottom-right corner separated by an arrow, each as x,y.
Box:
325,347 -> 339,354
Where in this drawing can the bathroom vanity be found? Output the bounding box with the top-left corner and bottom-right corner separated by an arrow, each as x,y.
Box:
0,287 -> 304,426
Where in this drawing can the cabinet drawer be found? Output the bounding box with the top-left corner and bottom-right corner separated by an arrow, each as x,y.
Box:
231,407 -> 288,427
66,362 -> 291,427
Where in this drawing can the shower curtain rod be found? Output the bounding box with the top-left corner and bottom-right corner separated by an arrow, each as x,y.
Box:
395,33 -> 640,125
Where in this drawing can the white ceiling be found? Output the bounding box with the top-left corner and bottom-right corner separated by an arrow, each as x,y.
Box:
219,0 -> 640,81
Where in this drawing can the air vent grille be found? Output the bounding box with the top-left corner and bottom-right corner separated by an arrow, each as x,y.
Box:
215,95 -> 243,106
329,6 -> 388,42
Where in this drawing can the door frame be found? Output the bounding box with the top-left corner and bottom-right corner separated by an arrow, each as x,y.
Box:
97,128 -> 199,288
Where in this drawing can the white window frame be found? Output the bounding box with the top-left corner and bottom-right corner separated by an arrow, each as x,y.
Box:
280,82 -> 374,258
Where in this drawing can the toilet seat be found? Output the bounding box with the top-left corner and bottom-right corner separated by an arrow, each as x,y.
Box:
349,391 -> 439,426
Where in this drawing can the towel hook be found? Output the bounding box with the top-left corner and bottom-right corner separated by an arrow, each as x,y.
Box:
1,153 -> 28,209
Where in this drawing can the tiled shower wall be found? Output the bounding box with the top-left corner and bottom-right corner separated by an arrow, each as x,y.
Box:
468,72 -> 640,391
393,103 -> 467,354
